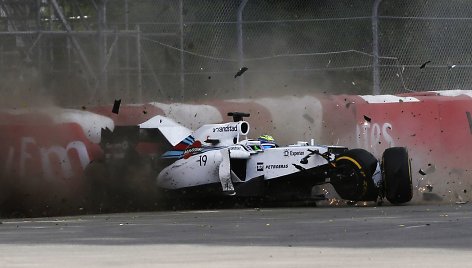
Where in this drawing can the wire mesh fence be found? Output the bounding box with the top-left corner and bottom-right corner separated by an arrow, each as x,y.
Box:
0,0 -> 471,106
379,0 -> 472,94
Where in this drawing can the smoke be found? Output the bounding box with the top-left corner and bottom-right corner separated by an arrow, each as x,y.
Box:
0,1 -> 376,107
0,66 -> 57,108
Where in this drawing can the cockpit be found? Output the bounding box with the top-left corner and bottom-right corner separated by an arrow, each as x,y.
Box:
240,139 -> 277,152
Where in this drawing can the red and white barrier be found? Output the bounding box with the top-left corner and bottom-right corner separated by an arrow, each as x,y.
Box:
1,90 -> 471,215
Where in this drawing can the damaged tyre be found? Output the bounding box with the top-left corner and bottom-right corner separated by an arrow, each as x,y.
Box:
382,147 -> 413,204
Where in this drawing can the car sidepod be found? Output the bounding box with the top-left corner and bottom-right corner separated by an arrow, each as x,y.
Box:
156,149 -> 223,190
236,146 -> 331,199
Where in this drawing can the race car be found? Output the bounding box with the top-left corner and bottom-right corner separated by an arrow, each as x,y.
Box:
134,112 -> 413,205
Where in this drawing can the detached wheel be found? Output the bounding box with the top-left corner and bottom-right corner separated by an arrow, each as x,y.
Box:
382,147 -> 413,204
333,149 -> 379,201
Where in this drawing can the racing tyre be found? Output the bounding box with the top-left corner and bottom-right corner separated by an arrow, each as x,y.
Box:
333,149 -> 379,201
382,147 -> 413,204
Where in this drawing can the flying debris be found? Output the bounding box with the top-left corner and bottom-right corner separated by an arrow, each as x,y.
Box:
419,60 -> 431,69
448,65 -> 456,70
234,67 -> 248,78
112,99 -> 121,114
363,115 -> 372,122
419,169 -> 427,176
426,184 -> 433,192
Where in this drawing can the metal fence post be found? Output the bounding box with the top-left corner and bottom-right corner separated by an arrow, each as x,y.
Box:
179,0 -> 185,101
125,0 -> 130,99
237,0 -> 248,98
98,0 -> 108,97
372,0 -> 382,95
136,24 -> 142,102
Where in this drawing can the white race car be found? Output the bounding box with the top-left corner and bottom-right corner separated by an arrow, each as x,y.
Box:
134,112 -> 413,205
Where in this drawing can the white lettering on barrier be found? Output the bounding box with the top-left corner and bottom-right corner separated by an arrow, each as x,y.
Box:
356,122 -> 394,155
19,137 -> 35,177
383,123 -> 394,146
12,137 -> 90,180
40,141 -> 90,179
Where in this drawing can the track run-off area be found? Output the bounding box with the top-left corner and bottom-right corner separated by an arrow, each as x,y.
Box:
0,204 -> 471,267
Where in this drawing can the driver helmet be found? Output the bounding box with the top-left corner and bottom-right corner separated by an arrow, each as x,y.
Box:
258,134 -> 278,149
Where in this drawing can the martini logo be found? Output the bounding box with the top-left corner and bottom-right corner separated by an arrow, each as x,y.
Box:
256,162 -> 264,171
183,140 -> 203,159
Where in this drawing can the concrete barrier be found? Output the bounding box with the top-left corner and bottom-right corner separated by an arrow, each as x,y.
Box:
1,91 -> 471,216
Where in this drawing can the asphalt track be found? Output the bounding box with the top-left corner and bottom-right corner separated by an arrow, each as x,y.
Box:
0,204 -> 471,267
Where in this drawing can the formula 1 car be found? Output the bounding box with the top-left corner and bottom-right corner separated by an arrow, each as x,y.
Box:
138,112 -> 413,205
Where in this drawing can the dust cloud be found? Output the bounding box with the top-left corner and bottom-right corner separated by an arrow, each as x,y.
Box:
1,1 -> 469,217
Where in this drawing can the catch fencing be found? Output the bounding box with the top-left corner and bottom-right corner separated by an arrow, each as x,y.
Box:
0,0 -> 471,106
